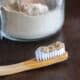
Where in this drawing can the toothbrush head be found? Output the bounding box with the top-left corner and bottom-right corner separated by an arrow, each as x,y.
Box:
35,41 -> 66,61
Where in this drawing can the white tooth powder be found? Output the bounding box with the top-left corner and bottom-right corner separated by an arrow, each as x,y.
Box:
22,3 -> 49,16
1,1 -> 64,40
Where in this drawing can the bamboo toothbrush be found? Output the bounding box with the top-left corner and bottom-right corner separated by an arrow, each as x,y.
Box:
0,41 -> 68,76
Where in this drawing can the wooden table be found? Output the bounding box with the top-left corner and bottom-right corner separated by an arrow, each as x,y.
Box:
0,0 -> 80,79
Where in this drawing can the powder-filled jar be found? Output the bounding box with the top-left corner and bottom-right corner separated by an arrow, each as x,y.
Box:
0,0 -> 65,41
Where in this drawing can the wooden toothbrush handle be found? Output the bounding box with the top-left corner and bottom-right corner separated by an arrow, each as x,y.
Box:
0,58 -> 38,76
0,61 -> 29,76
0,52 -> 68,76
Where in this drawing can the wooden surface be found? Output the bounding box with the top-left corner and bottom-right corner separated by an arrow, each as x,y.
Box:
0,0 -> 80,79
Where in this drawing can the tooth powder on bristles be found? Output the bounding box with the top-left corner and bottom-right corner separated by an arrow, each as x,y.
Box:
40,47 -> 49,53
35,41 -> 66,61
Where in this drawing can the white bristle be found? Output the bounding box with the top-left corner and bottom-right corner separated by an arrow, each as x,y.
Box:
50,52 -> 52,58
45,54 -> 48,60
42,53 -> 45,61
54,50 -> 57,57
35,42 -> 66,61
50,52 -> 54,58
35,52 -> 38,61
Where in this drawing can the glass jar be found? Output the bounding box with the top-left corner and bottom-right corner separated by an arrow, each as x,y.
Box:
0,0 -> 65,41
